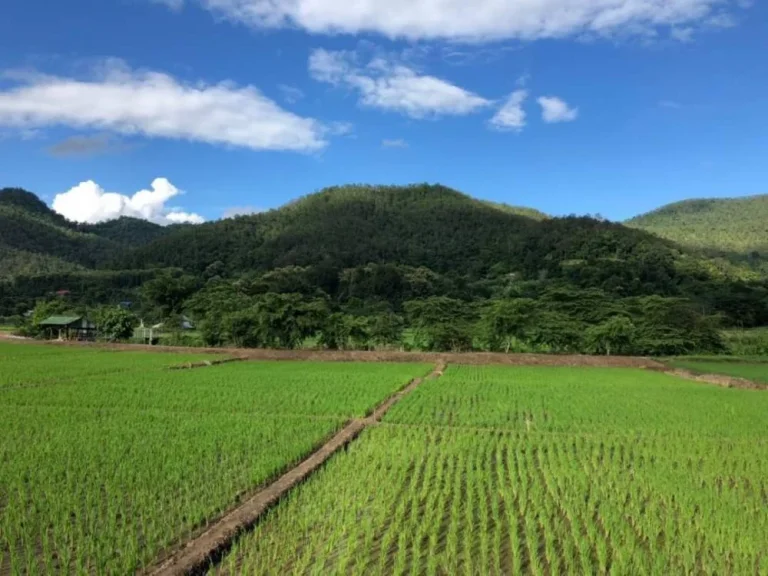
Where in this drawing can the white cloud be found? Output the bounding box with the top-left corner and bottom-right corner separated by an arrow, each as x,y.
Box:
52,178 -> 204,225
489,89 -> 528,132
0,61 -> 326,152
168,0 -> 742,42
278,84 -> 305,103
382,138 -> 408,148
309,49 -> 490,118
537,96 -> 579,123
670,26 -> 695,41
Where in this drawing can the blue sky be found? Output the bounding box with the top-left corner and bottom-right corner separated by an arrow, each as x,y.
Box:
0,0 -> 766,224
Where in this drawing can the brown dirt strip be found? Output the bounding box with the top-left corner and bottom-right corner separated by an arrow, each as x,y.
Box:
650,367 -> 767,391
14,338 -> 662,368
168,357 -> 247,370
142,362 -> 445,576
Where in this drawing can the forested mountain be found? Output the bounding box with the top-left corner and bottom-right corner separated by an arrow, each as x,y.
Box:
122,184 -> 673,280
2,184 -> 767,356
627,194 -> 768,255
81,217 -> 169,247
0,188 -> 169,277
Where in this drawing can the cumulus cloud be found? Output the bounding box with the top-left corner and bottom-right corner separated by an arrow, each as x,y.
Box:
537,96 -> 579,123
0,61 -> 325,152
382,138 -> 408,148
165,0 -> 743,42
52,178 -> 204,225
309,49 -> 490,118
489,89 -> 528,132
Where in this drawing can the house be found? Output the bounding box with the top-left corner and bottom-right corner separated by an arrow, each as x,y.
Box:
134,316 -> 195,345
39,315 -> 97,341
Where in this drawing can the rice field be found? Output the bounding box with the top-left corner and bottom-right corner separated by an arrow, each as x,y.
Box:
0,342 -> 429,574
216,365 -> 768,575
0,341 -> 226,388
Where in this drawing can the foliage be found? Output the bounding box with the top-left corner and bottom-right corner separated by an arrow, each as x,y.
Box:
405,297 -> 475,351
2,185 -> 767,355
584,316 -> 636,356
95,306 -> 138,341
628,194 -> 768,254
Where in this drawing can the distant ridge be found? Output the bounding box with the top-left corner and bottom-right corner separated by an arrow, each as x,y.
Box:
627,194 -> 768,255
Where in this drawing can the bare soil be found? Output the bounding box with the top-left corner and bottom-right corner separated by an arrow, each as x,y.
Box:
23,339 -> 663,368
652,367 -> 767,391
143,362 -> 445,576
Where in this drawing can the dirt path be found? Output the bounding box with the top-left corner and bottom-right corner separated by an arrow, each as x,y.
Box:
654,367 -> 766,391
143,362 -> 445,576
18,338 -> 662,368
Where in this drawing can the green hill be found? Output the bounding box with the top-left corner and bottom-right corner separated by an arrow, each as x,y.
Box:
122,184 -> 668,282
2,184 -> 767,353
627,194 -> 768,255
0,188 -> 169,275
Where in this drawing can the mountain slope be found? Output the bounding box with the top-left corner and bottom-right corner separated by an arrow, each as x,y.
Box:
81,217 -> 169,247
0,188 -> 169,275
123,184 -> 683,287
627,194 -> 768,255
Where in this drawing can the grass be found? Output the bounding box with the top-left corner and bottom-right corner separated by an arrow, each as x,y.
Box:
0,343 -> 429,573
668,359 -> 768,384
215,365 -> 768,575
0,341 -> 227,388
385,365 -> 768,436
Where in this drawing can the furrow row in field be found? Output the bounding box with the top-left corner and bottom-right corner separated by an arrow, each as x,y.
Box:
209,364 -> 768,575
145,362 -> 445,576
0,342 -> 433,575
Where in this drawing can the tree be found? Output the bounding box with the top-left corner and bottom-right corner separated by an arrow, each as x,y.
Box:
18,299 -> 70,337
368,313 -> 405,349
96,307 -> 138,341
226,293 -> 328,349
585,316 -> 636,356
480,298 -> 537,353
404,297 -> 474,351
141,270 -> 200,317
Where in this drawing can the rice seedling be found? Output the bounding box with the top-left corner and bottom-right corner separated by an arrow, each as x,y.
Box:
215,366 -> 768,575
0,344 -> 429,573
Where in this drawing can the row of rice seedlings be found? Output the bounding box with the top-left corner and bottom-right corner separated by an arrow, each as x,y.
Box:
0,346 -> 429,574
384,365 -> 768,437
0,406 -> 343,574
214,425 -> 768,575
1,361 -> 432,417
0,342 -> 224,388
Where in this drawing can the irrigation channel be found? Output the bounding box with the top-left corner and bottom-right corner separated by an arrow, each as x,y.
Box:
144,361 -> 446,576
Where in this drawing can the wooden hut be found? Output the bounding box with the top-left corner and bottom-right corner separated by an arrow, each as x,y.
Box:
39,315 -> 97,341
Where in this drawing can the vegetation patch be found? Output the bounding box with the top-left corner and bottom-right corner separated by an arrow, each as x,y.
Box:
214,367 -> 768,575
0,345 -> 428,573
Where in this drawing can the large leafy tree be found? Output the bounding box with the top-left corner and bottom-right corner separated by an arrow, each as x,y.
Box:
96,307 -> 138,341
585,316 -> 636,356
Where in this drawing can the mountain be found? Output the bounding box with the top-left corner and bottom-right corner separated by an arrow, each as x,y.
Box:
121,184 -> 672,281
627,194 -> 768,255
0,188 -> 169,278
81,217 -> 169,247
2,184 -> 767,352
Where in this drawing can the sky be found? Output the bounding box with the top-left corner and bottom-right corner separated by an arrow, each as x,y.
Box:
0,0 -> 766,224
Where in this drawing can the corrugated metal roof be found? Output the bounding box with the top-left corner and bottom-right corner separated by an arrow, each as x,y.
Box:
39,315 -> 82,326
